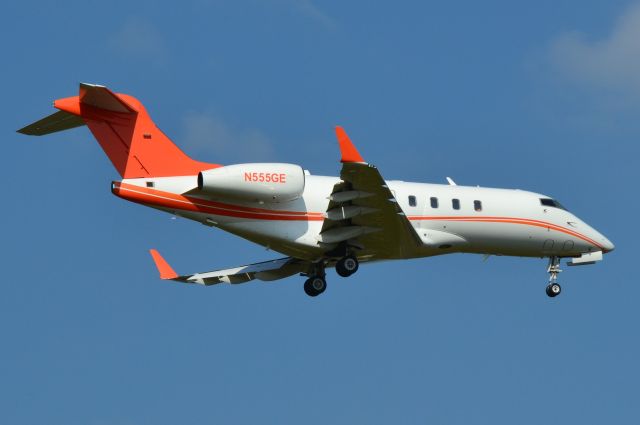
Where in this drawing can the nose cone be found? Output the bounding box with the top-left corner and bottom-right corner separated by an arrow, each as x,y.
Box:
601,236 -> 615,253
569,213 -> 614,253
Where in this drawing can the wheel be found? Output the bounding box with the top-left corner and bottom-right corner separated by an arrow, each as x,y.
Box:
546,283 -> 561,298
336,256 -> 359,277
304,276 -> 327,297
303,279 -> 315,296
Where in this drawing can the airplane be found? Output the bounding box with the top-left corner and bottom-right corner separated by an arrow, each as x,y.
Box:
18,83 -> 615,298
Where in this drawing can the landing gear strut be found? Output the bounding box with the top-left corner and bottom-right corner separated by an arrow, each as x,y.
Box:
546,256 -> 562,298
336,255 -> 359,277
303,262 -> 327,297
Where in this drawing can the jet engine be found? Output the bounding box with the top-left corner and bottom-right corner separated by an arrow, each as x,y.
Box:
198,163 -> 305,203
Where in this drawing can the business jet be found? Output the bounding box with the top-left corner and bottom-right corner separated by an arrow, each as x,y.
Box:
18,83 -> 614,298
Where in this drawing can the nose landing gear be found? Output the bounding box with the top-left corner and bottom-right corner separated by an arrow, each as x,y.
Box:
546,282 -> 562,297
546,256 -> 562,298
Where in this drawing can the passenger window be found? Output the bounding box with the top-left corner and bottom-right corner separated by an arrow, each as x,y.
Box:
430,197 -> 439,208
408,195 -> 417,207
452,199 -> 460,210
474,200 -> 482,211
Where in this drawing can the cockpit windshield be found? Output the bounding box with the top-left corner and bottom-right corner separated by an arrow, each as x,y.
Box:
540,198 -> 568,211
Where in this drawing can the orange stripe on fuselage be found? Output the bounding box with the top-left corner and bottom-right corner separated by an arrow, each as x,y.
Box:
407,215 -> 603,249
111,182 -> 603,249
112,182 -> 325,221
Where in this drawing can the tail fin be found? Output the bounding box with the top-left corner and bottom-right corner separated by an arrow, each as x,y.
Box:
18,83 -> 219,178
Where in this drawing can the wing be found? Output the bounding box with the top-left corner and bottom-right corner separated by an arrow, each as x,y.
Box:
149,249 -> 308,285
318,127 -> 422,259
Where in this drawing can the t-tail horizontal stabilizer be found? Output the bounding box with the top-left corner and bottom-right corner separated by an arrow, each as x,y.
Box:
18,83 -> 219,179
17,83 -> 136,136
17,110 -> 86,136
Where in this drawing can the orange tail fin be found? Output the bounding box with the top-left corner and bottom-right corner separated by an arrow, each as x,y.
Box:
18,83 -> 219,178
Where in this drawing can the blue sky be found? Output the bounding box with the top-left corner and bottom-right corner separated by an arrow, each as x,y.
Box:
2,1 -> 639,424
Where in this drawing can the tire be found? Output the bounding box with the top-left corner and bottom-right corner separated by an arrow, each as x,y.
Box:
336,262 -> 349,277
304,277 -> 326,297
545,285 -> 554,297
546,283 -> 561,298
336,256 -> 359,277
311,276 -> 326,294
304,278 -> 317,297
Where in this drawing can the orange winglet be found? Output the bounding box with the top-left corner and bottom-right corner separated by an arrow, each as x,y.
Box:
335,126 -> 365,163
149,249 -> 178,280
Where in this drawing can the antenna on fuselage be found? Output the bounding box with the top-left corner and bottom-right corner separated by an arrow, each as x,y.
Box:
446,177 -> 457,186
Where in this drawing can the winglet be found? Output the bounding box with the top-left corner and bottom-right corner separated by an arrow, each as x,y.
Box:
335,126 -> 365,163
149,249 -> 179,280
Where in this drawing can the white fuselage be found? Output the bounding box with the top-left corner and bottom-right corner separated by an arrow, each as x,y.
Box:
114,173 -> 614,263
20,84 -> 614,296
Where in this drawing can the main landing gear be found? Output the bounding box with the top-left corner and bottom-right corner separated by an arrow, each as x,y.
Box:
303,255 -> 360,297
304,276 -> 327,297
336,255 -> 359,277
546,256 -> 562,298
303,261 -> 327,297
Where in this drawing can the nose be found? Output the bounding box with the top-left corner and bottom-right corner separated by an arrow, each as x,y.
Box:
601,236 -> 615,253
571,215 -> 614,253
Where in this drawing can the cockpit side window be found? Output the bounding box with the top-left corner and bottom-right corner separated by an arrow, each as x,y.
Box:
540,198 -> 568,211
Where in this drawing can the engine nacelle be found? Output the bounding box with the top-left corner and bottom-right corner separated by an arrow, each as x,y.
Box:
198,163 -> 305,203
